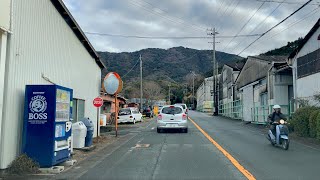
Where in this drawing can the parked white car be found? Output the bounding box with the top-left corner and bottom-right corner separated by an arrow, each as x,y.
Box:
117,108 -> 142,124
157,105 -> 188,133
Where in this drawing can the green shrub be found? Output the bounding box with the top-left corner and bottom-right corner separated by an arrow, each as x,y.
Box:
291,106 -> 318,137
317,113 -> 320,141
309,110 -> 320,138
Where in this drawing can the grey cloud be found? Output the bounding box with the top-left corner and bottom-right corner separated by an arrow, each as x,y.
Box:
63,0 -> 320,57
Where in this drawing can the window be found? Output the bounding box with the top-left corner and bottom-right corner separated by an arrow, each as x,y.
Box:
132,110 -> 139,114
260,93 -> 268,106
162,107 -> 183,114
72,99 -> 85,123
297,49 -> 320,78
119,109 -> 131,116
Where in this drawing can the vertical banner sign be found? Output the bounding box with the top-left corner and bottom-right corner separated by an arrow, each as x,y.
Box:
102,72 -> 123,137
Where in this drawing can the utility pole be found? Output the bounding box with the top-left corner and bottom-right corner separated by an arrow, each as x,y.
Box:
168,84 -> 171,105
140,54 -> 143,112
191,71 -> 196,110
207,28 -> 219,116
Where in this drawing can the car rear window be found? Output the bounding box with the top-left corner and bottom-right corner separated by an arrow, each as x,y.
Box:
162,107 -> 183,114
119,109 -> 131,116
132,110 -> 139,114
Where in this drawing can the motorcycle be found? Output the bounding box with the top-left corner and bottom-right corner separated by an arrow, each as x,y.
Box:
267,119 -> 289,150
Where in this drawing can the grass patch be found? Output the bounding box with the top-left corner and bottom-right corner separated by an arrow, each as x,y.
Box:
7,154 -> 40,175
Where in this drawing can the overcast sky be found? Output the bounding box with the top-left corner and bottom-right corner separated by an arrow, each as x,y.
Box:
63,0 -> 319,57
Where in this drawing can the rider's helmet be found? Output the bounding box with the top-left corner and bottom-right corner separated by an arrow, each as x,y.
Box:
273,105 -> 281,109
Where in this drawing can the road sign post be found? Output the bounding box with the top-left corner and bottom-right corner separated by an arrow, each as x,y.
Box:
93,97 -> 103,138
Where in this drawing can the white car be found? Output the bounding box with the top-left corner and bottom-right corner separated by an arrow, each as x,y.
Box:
174,103 -> 188,114
117,108 -> 142,124
157,105 -> 188,133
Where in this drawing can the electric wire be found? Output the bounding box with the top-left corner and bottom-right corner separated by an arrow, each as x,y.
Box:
236,0 -> 314,56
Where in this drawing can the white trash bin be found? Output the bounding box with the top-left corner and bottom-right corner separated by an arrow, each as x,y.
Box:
72,122 -> 87,149
100,114 -> 107,126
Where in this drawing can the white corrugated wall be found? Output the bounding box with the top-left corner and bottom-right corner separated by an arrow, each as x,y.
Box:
295,27 -> 320,102
242,85 -> 254,122
0,0 -> 101,169
0,0 -> 10,31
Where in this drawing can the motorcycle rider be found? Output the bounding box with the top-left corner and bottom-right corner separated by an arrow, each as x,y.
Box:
267,105 -> 287,136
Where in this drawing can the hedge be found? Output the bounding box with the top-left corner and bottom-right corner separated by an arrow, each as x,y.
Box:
291,106 -> 319,137
309,110 -> 320,138
317,113 -> 320,140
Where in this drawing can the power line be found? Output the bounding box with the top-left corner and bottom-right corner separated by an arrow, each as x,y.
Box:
216,0 -> 241,31
230,0 -> 286,53
137,0 -> 207,31
268,6 -> 319,39
128,0 -> 206,33
84,32 -> 262,39
222,2 -> 266,51
236,0 -> 314,56
249,0 -> 286,34
122,60 -> 140,78
255,0 -> 319,5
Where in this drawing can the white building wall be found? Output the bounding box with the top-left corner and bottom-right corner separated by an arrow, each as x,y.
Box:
242,85 -> 254,122
196,77 -> 213,112
0,0 -> 101,169
0,0 -> 11,31
0,30 -> 9,166
196,83 -> 204,110
296,74 -> 320,103
272,74 -> 293,106
293,25 -> 320,102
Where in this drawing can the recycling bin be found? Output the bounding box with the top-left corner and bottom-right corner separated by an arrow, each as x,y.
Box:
72,122 -> 87,149
81,118 -> 94,147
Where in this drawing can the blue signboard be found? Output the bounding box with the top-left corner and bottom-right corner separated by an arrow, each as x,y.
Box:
23,85 -> 73,167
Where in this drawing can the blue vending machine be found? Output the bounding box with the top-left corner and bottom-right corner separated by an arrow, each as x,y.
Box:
23,85 -> 73,167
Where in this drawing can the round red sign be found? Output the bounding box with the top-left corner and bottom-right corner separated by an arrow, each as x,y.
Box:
93,97 -> 103,108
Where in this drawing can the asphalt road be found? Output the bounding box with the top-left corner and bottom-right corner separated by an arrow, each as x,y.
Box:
188,111 -> 320,180
55,111 -> 320,180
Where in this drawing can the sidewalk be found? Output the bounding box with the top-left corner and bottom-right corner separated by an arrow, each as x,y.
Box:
0,117 -> 155,179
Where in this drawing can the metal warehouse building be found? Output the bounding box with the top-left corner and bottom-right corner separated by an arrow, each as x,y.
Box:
0,0 -> 104,169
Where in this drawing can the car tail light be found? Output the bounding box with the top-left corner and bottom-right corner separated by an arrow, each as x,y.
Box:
130,116 -> 133,118
158,114 -> 162,120
182,114 -> 187,120
170,106 -> 174,108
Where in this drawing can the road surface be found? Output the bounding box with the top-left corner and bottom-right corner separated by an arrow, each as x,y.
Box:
54,111 -> 320,180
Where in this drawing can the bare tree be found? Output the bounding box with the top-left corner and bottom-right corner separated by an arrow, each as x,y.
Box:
184,73 -> 204,91
143,81 -> 164,101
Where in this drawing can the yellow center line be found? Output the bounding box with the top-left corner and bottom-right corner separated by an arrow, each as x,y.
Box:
189,117 -> 256,180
